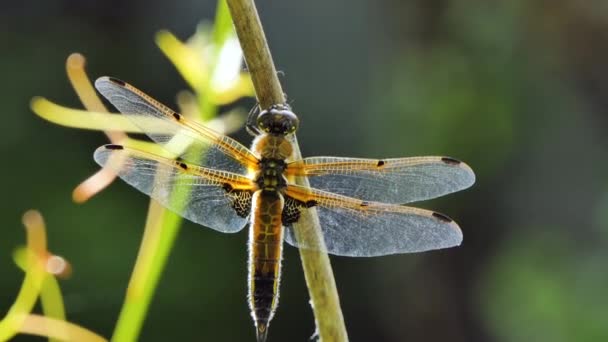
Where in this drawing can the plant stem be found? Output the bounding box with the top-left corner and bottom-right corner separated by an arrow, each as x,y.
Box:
225,0 -> 284,108
225,1 -> 348,341
111,202 -> 182,342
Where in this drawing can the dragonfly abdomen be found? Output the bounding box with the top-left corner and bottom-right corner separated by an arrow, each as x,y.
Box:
249,190 -> 284,342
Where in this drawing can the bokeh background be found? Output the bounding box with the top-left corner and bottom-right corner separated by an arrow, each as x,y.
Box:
2,0 -> 608,341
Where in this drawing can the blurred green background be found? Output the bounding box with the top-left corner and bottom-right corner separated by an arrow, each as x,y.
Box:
2,0 -> 608,341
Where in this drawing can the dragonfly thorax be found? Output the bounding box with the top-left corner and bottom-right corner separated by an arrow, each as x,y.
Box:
255,158 -> 288,192
252,134 -> 293,161
252,127 -> 293,192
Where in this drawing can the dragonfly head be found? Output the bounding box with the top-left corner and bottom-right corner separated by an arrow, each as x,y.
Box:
257,104 -> 299,136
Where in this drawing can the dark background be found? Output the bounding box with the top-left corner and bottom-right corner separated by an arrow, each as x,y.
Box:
2,0 -> 608,341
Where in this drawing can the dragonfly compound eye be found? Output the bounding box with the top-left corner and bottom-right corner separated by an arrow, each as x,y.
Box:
257,105 -> 299,135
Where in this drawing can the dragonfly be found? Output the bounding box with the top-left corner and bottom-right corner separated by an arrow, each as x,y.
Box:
93,76 -> 475,342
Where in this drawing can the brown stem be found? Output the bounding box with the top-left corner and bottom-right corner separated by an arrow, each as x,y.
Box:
225,0 -> 284,108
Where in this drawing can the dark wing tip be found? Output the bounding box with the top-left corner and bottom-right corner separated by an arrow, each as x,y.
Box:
432,211 -> 453,223
441,157 -> 462,165
104,144 -> 124,150
106,77 -> 126,86
94,76 -> 126,90
431,212 -> 463,246
441,156 -> 476,188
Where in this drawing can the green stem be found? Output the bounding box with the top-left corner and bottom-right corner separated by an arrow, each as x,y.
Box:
111,97 -> 218,342
39,276 -> 67,342
0,256 -> 46,341
111,203 -> 183,342
225,1 -> 348,341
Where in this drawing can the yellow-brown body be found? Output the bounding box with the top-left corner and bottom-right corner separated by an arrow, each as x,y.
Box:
248,134 -> 293,339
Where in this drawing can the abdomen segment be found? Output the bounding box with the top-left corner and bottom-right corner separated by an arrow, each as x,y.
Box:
248,190 -> 284,342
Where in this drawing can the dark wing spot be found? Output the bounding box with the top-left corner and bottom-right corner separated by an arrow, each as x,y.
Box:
305,200 -> 317,208
432,212 -> 453,223
105,144 -> 124,150
178,162 -> 188,170
231,190 -> 253,218
221,183 -> 251,218
282,196 -> 304,226
376,160 -> 385,167
172,112 -> 181,121
107,77 -> 126,86
222,183 -> 234,192
360,201 -> 370,207
441,157 -> 462,165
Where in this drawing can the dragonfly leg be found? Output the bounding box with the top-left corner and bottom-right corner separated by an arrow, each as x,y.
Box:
246,103 -> 262,136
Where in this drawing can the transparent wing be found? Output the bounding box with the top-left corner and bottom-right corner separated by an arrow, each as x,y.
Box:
286,156 -> 475,204
283,184 -> 462,256
95,76 -> 259,174
94,144 -> 255,233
